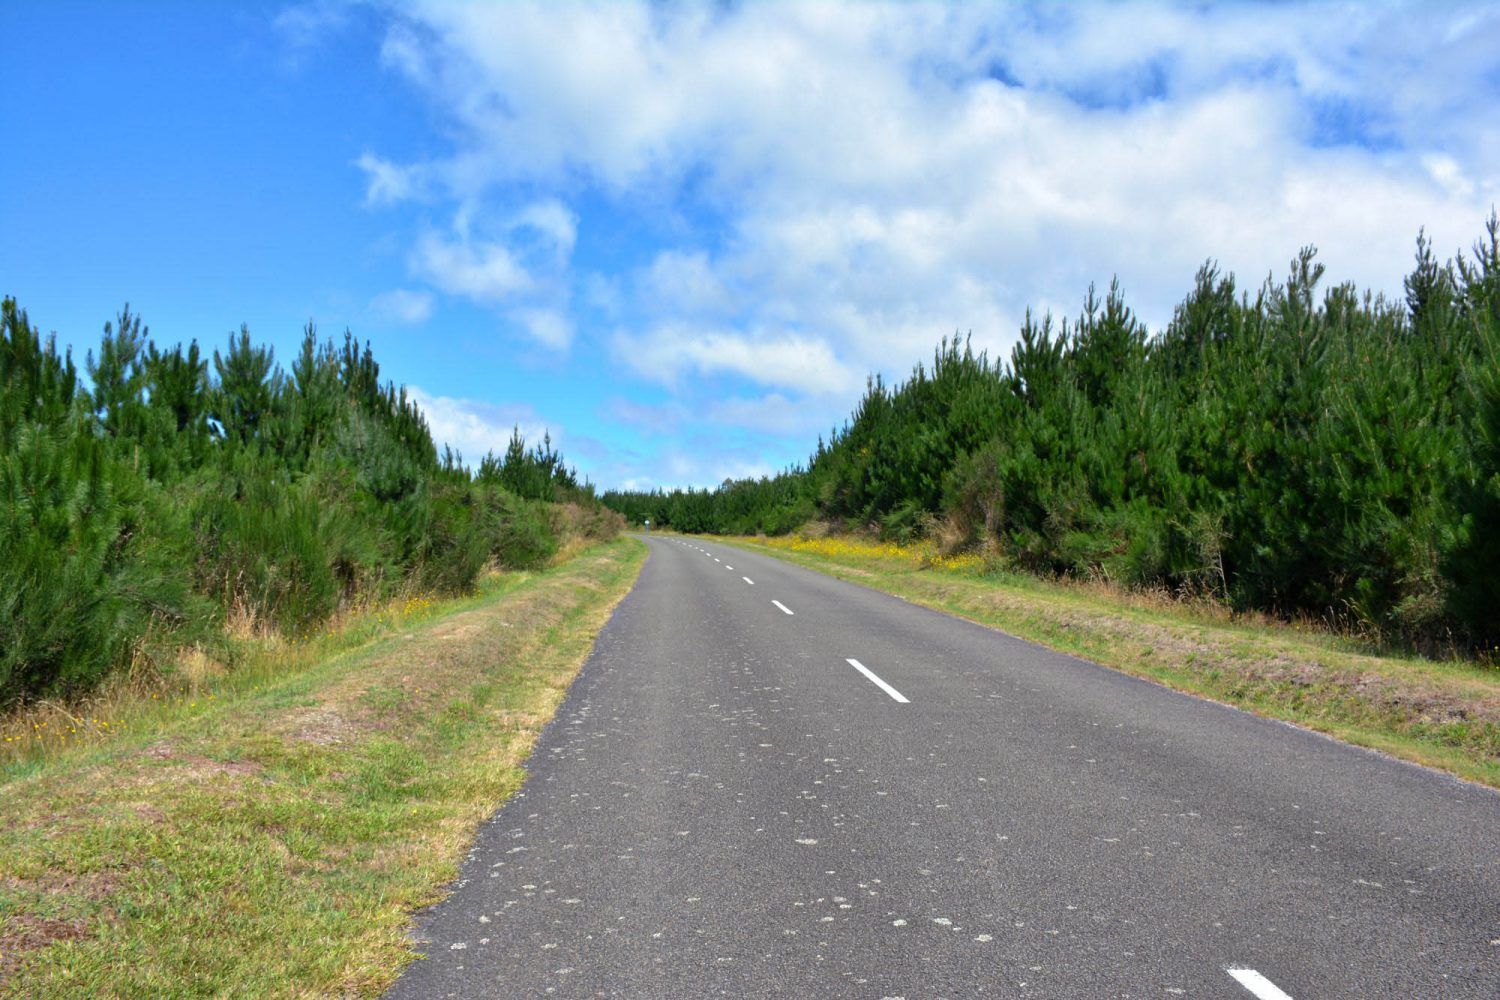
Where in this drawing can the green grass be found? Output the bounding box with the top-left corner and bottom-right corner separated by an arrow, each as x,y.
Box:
0,537 -> 646,997
714,533 -> 1500,789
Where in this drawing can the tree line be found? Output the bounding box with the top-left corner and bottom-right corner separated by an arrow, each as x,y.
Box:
1,301 -> 616,705
604,216 -> 1500,651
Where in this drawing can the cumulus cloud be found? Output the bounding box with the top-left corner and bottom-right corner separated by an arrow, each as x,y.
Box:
706,393 -> 834,437
411,230 -> 533,302
401,200 -> 577,347
604,392 -> 826,437
511,307 -> 573,350
359,1 -> 1499,483
374,2 -> 1494,326
614,324 -> 862,396
407,386 -> 554,464
511,200 -> 578,260
641,250 -> 734,317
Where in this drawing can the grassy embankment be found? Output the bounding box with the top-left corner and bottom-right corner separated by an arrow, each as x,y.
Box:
717,532 -> 1500,789
0,536 -> 645,997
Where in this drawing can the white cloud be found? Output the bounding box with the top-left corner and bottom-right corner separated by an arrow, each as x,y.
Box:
411,229 -> 532,302
375,3 -> 1494,341
407,386 -> 553,465
604,392 -> 825,437
365,1 -> 1500,483
274,0 -> 352,53
403,200 -> 577,348
614,324 -> 861,396
642,250 -> 733,317
706,393 -> 832,436
369,288 -> 434,324
512,307 -> 573,350
356,152 -> 426,206
511,200 -> 578,259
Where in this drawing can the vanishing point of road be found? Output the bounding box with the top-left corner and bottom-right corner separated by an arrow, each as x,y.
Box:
388,534 -> 1500,998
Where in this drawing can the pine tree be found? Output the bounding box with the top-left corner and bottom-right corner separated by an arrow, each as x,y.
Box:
212,325 -> 277,445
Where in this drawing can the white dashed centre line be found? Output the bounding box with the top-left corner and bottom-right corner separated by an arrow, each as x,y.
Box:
772,600 -> 795,616
743,577 -> 754,585
725,565 -> 733,570
1226,969 -> 1294,1000
845,658 -> 909,703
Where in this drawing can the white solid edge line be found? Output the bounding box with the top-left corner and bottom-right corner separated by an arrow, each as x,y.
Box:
845,658 -> 910,704
772,600 -> 795,615
1225,969 -> 1294,1000
743,577 -> 754,585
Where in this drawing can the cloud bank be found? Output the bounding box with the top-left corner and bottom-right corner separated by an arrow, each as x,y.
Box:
350,1 -> 1499,486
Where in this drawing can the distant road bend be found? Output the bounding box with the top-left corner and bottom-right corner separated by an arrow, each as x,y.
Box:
389,534 -> 1500,998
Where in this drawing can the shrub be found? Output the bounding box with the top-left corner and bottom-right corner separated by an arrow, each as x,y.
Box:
0,423 -> 186,700
492,493 -> 558,570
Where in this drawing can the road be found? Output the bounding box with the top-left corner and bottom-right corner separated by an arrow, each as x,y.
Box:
388,534 -> 1500,998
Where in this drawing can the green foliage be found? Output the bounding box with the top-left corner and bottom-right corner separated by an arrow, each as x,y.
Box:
0,299 -> 607,705
490,491 -> 559,571
0,302 -> 188,700
477,426 -> 585,503
186,456 -> 355,633
1443,216 -> 1500,646
0,423 -> 143,700
212,325 -> 279,445
605,215 -> 1500,652
602,468 -> 813,537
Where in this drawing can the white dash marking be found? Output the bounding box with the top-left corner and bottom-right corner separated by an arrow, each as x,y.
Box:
772,600 -> 795,616
845,658 -> 909,703
725,565 -> 733,570
743,577 -> 754,585
1226,968 -> 1294,1000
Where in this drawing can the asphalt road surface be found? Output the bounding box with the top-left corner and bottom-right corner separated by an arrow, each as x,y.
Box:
387,534 -> 1500,998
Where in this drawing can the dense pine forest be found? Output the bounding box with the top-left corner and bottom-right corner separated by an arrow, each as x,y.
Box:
604,217 -> 1500,651
1,301 -> 617,706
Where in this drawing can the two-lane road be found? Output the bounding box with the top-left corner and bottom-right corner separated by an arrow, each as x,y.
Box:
389,534 -> 1500,998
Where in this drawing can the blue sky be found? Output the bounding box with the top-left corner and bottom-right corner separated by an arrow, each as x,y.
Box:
4,2 -> 1498,489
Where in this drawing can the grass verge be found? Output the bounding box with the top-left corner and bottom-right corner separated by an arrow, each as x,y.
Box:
0,537 -> 646,997
715,533 -> 1500,789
